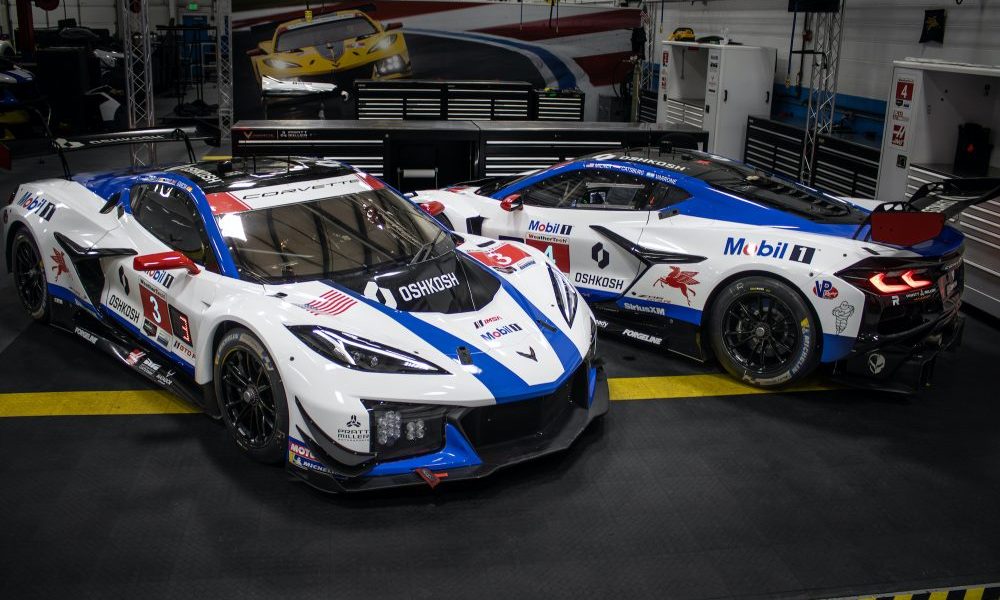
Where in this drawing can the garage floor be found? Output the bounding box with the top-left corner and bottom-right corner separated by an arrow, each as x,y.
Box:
2,153 -> 1000,599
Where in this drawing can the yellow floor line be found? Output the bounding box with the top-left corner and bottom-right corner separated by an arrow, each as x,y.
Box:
609,373 -> 833,401
0,390 -> 198,418
200,154 -> 232,161
0,374 -> 835,418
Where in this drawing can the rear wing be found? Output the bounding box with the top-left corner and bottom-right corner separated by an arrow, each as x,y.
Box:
51,126 -> 208,178
854,177 -> 1000,247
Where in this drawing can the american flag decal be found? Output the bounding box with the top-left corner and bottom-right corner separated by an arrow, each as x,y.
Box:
303,290 -> 356,316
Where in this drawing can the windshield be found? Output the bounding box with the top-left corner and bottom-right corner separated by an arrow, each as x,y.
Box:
275,17 -> 378,52
700,161 -> 865,222
217,188 -> 454,284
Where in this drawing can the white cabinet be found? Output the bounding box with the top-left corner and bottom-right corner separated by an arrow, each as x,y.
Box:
655,41 -> 776,160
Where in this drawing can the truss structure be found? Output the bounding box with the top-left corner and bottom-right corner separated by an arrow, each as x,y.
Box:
120,0 -> 156,167
215,0 -> 234,150
800,1 -> 846,184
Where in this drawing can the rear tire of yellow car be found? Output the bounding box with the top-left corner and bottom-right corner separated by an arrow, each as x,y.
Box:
215,327 -> 289,464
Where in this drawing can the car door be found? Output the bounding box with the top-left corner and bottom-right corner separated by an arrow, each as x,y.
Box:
100,181 -> 222,375
484,168 -> 655,302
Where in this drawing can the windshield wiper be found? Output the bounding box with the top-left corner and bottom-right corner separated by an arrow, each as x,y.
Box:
409,228 -> 445,265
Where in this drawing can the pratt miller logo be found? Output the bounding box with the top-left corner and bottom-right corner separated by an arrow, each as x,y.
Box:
337,414 -> 369,443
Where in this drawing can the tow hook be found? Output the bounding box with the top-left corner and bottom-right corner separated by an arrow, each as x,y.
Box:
415,468 -> 448,489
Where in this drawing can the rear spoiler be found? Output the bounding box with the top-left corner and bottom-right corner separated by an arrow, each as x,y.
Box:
49,126 -> 209,179
854,177 -> 1000,247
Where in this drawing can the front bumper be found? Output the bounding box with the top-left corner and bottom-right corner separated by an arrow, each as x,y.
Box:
287,364 -> 609,492
830,307 -> 964,394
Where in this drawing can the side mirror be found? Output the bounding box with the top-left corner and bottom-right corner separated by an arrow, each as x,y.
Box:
385,21 -> 402,31
246,47 -> 265,57
500,194 -> 523,212
133,251 -> 201,275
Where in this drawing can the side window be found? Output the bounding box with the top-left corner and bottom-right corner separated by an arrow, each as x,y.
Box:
647,183 -> 693,211
519,171 -> 588,208
130,183 -> 219,272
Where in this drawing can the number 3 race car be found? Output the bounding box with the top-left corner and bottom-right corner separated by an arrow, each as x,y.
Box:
415,148 -> 998,392
2,129 -> 606,492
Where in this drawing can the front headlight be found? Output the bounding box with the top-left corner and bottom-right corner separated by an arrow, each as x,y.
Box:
367,33 -> 398,54
362,400 -> 445,460
263,58 -> 302,69
547,264 -> 579,327
375,54 -> 405,75
288,326 -> 446,374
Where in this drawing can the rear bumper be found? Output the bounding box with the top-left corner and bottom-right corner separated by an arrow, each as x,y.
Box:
289,365 -> 609,492
830,309 -> 964,393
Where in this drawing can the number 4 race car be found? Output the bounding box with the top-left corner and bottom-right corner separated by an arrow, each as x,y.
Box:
414,148 -> 999,392
2,129 -> 607,492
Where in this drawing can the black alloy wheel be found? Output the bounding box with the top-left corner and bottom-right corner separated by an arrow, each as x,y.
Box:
214,327 -> 289,463
708,275 -> 820,388
11,229 -> 50,321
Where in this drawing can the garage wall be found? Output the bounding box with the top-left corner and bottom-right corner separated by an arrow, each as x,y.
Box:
649,0 -> 1000,101
7,0 -> 179,36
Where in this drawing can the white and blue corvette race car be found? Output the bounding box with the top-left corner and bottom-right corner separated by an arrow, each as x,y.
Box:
2,130 -> 606,492
415,148 -> 996,392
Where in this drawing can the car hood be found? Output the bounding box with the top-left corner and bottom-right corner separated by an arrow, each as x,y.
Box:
265,249 -> 584,401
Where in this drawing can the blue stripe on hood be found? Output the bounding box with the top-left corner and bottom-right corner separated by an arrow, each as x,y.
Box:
320,276 -> 582,404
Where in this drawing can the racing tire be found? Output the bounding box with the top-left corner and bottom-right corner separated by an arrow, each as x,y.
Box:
214,327 -> 289,464
10,228 -> 51,322
708,275 -> 820,388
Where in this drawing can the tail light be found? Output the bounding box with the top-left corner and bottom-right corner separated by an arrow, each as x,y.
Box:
418,200 -> 445,217
867,269 -> 933,294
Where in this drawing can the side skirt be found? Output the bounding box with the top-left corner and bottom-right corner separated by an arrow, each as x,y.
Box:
49,297 -> 218,417
592,303 -> 709,362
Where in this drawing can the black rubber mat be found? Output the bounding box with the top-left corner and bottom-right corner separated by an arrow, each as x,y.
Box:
1,313 -> 999,599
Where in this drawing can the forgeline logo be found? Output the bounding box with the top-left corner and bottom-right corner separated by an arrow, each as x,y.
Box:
723,237 -> 816,264
622,302 -> 665,316
623,329 -> 663,345
398,272 -> 460,301
480,322 -> 523,342
574,272 -> 624,290
527,220 -> 573,236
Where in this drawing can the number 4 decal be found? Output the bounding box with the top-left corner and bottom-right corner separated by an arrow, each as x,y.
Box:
525,238 -> 571,273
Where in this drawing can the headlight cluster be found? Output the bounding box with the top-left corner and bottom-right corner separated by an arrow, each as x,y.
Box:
376,54 -> 406,75
363,401 -> 446,460
367,34 -> 399,54
548,264 -> 579,327
288,326 -> 446,374
263,58 -> 302,69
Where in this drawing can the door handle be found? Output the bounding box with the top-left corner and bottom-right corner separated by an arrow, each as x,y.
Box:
765,90 -> 770,103
723,90 -> 728,102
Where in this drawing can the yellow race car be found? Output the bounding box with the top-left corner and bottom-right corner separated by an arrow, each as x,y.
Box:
249,9 -> 411,88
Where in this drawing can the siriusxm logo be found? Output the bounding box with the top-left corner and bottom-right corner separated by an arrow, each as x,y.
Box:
480,322 -> 523,341
528,220 -> 573,236
622,302 -> 666,316
723,238 -> 816,264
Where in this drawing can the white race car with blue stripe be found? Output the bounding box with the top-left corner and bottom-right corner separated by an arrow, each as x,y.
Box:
3,144 -> 606,492
414,148 -> 993,392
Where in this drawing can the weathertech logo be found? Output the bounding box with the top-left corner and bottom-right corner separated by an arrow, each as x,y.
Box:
528,220 -> 573,236
480,323 -> 523,341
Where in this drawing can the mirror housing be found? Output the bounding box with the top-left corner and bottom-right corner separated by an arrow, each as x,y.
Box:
133,251 -> 201,275
385,21 -> 403,31
500,194 -> 523,212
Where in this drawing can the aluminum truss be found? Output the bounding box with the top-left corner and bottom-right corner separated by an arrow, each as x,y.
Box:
799,0 -> 846,184
215,0 -> 234,150
120,0 -> 156,167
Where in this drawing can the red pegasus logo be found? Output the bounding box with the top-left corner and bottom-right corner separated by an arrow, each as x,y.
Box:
50,248 -> 68,281
654,267 -> 700,306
